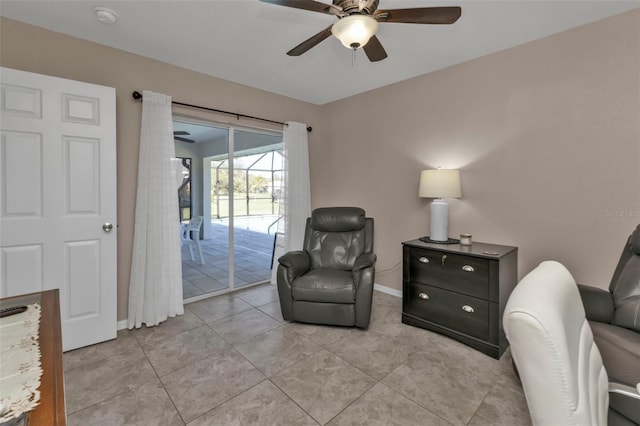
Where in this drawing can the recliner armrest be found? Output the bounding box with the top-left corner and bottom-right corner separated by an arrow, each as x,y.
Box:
578,284 -> 614,323
609,382 -> 640,399
278,251 -> 310,280
613,295 -> 640,332
609,382 -> 640,425
352,253 -> 376,290
353,253 -> 377,271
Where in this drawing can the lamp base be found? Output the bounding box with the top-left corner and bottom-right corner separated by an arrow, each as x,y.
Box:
419,236 -> 461,245
430,199 -> 450,241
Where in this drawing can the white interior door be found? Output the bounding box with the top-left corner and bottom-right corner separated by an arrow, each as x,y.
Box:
0,67 -> 117,351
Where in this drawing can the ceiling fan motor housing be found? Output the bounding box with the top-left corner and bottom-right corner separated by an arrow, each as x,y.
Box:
336,0 -> 379,15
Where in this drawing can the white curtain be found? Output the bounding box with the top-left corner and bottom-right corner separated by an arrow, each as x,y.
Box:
271,122 -> 312,283
128,90 -> 184,329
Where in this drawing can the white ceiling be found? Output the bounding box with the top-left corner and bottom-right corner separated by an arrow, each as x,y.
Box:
1,0 -> 639,105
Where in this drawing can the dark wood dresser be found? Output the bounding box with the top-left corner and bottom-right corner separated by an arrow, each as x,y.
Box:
402,239 -> 518,359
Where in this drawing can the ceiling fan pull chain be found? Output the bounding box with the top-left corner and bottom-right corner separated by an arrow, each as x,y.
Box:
352,47 -> 356,66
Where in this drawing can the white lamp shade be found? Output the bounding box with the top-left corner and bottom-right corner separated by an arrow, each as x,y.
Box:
331,15 -> 379,49
418,169 -> 462,199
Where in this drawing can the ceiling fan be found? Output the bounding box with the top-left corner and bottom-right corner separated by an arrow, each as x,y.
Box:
260,0 -> 461,62
174,130 -> 195,143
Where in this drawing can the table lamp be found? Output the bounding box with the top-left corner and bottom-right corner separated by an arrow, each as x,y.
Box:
419,169 -> 462,242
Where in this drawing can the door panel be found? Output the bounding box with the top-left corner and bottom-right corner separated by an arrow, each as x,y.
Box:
1,245 -> 43,295
1,131 -> 43,217
64,136 -> 100,214
0,67 -> 117,351
1,84 -> 42,118
65,240 -> 99,318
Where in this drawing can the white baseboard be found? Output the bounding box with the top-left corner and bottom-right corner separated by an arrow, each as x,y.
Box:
117,319 -> 128,331
374,283 -> 402,298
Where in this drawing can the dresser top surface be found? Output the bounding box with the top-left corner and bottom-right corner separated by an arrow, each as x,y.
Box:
402,239 -> 517,259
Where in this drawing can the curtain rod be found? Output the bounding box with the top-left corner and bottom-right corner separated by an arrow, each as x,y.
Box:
131,91 -> 312,132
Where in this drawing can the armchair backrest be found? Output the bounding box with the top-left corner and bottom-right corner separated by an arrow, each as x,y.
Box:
503,261 -> 609,426
187,216 -> 203,232
303,207 -> 373,271
609,224 -> 640,331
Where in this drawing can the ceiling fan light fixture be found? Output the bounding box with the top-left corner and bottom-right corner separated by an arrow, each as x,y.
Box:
331,14 -> 379,49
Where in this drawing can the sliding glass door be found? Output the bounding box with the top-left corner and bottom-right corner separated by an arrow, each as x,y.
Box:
175,121 -> 230,299
232,129 -> 283,288
175,119 -> 282,302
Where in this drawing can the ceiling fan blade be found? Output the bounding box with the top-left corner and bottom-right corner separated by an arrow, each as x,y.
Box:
375,6 -> 461,24
363,35 -> 387,62
287,26 -> 333,56
260,0 -> 338,15
174,136 -> 195,143
174,130 -> 190,136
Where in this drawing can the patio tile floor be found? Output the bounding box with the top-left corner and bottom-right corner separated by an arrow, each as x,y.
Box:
181,221 -> 275,300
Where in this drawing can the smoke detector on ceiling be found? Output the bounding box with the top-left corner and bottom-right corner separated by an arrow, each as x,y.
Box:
93,7 -> 118,24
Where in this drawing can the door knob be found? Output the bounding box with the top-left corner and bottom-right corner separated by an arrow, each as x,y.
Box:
103,223 -> 113,232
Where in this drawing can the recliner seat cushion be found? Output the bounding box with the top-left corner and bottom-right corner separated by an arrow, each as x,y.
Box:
291,269 -> 355,303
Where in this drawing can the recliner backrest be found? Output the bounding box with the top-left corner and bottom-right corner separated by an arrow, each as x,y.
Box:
503,261 -> 609,425
610,224 -> 640,331
303,207 -> 373,270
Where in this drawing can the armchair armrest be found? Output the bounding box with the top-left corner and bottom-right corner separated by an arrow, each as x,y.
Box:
352,253 -> 377,292
353,253 -> 377,271
577,284 -> 614,323
352,252 -> 377,328
278,251 -> 310,281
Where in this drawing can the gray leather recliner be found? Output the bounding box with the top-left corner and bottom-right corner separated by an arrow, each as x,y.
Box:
276,207 -> 376,328
578,224 -> 640,388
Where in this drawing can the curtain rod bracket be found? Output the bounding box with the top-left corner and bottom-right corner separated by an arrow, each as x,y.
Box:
131,90 -> 312,132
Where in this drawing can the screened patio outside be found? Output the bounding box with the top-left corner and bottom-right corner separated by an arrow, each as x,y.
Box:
182,148 -> 284,300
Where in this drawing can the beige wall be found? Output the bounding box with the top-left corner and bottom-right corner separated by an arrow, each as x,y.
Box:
1,10 -> 639,322
316,10 -> 640,290
0,17 -> 323,321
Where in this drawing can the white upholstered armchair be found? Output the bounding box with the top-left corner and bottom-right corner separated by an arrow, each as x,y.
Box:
503,261 -> 640,425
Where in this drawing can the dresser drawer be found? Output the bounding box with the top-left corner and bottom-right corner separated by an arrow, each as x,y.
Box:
405,282 -> 491,342
409,248 -> 490,300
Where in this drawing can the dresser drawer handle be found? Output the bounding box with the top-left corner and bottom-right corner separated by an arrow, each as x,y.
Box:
462,265 -> 475,272
418,292 -> 429,300
462,305 -> 475,313
418,257 -> 429,264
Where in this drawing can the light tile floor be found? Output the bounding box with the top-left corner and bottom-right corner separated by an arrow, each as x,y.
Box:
64,286 -> 532,425
182,223 -> 275,299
